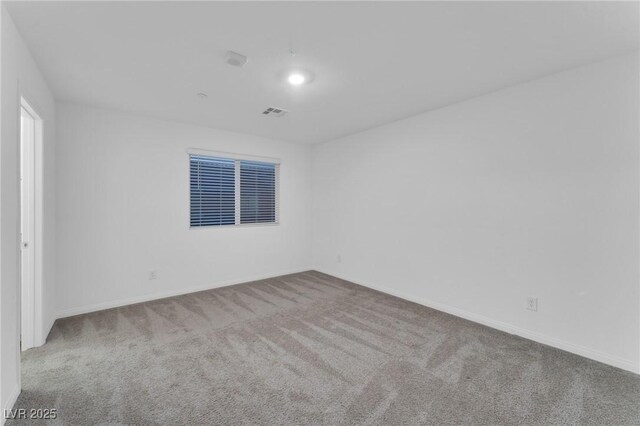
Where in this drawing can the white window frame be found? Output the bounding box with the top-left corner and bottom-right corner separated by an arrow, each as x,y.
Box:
187,148 -> 280,229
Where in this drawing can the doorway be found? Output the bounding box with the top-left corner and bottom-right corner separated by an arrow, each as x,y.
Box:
20,98 -> 42,351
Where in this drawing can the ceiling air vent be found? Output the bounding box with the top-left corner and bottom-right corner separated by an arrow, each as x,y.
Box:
262,106 -> 289,117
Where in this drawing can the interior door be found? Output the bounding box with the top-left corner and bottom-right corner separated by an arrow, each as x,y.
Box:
20,105 -> 36,350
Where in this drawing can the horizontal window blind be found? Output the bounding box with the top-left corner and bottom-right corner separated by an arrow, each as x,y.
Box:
190,155 -> 236,227
189,153 -> 278,227
240,160 -> 277,224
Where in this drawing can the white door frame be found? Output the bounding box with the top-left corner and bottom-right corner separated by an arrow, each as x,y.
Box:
19,96 -> 44,350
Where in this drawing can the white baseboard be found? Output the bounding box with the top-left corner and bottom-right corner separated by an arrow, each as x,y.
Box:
315,269 -> 639,375
25,314 -> 55,350
41,315 -> 56,345
2,382 -> 21,425
56,267 -> 313,319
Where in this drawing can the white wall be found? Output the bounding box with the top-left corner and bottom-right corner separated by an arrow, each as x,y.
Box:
312,52 -> 640,373
1,5 -> 56,418
55,103 -> 312,316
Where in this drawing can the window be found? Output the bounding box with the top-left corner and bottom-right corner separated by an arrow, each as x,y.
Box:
190,152 -> 279,227
240,161 -> 277,224
190,156 -> 236,227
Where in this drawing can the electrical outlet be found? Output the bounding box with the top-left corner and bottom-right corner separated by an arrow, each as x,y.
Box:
149,271 -> 157,280
526,296 -> 538,312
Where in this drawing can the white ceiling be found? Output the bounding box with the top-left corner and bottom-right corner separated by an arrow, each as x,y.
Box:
5,1 -> 639,144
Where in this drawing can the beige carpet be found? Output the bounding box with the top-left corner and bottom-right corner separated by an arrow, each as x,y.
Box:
8,271 -> 640,425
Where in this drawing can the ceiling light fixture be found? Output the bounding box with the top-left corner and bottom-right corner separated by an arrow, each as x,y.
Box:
288,73 -> 306,86
285,37 -> 311,87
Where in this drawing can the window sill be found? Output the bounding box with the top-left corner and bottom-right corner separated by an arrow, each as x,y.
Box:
189,222 -> 280,230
